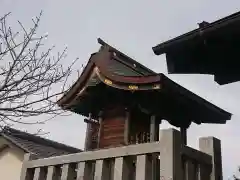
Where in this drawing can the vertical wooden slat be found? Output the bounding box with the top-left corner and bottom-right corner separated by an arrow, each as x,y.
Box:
97,117 -> 103,148
77,162 -> 86,180
114,157 -> 129,180
33,168 -> 41,180
135,155 -> 151,180
109,159 -> 115,180
46,166 -> 57,180
77,162 -> 92,180
124,111 -> 130,145
198,164 -> 211,180
60,164 -> 75,180
151,153 -> 159,180
185,160 -> 195,180
33,167 -> 46,180
94,160 -> 109,180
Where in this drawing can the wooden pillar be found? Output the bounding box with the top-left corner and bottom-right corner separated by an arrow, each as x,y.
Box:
84,123 -> 91,151
124,110 -> 130,145
150,115 -> 156,142
180,127 -> 187,145
84,113 -> 100,151
150,115 -> 158,180
97,113 -> 103,148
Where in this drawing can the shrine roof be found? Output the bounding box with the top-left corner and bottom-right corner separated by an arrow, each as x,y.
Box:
152,11 -> 240,85
57,39 -> 231,127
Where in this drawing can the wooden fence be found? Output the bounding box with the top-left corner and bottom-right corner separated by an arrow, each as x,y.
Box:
20,128 -> 222,180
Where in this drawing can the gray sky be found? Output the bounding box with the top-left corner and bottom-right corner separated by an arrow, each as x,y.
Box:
1,0 -> 240,179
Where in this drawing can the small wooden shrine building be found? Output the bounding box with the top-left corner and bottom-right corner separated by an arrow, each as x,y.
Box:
57,39 -> 231,151
152,11 -> 240,85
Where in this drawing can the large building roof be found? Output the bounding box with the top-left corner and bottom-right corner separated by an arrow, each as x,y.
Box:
152,11 -> 240,85
57,39 -> 231,128
0,127 -> 81,158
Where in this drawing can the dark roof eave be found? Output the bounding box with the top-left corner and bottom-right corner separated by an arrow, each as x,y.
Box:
152,11 -> 240,55
68,72 -> 231,124
1,133 -> 30,153
1,127 -> 81,153
161,76 -> 232,122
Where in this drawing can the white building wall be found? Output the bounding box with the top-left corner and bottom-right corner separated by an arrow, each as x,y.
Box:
0,147 -> 24,180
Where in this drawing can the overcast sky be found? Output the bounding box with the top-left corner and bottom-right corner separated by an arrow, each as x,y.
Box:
1,0 -> 240,179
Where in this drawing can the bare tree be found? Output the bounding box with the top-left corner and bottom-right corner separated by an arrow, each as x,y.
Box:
0,12 -> 78,129
234,175 -> 240,180
231,167 -> 240,180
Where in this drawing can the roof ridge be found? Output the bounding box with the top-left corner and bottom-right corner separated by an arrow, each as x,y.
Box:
98,38 -> 156,75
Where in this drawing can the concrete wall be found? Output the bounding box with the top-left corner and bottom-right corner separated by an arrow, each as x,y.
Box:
0,146 -> 24,180
20,129 -> 222,180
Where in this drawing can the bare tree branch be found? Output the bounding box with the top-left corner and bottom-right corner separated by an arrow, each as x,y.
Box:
231,167 -> 240,180
0,12 -> 79,130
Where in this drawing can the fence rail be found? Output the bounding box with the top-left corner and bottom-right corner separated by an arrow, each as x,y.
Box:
20,128 -> 222,180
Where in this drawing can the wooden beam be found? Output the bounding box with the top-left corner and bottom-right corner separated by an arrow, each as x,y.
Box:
84,118 -> 99,125
182,146 -> 212,165
26,142 -> 162,168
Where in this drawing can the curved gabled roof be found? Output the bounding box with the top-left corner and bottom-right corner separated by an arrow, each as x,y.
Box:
57,39 -> 231,127
58,40 -> 161,107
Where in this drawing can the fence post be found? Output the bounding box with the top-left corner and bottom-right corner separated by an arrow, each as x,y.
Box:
20,153 -> 33,180
160,128 -> 183,180
199,137 -> 223,180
